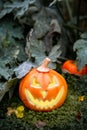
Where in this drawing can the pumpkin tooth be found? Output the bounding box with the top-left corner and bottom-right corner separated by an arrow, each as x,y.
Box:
25,86 -> 64,110
41,91 -> 48,99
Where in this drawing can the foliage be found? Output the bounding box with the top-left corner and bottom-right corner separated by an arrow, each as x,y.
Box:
0,0 -> 36,19
0,0 -> 65,100
73,32 -> 87,70
0,78 -> 17,101
0,0 -> 87,129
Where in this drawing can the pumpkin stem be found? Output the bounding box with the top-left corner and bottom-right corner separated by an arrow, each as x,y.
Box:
37,57 -> 51,72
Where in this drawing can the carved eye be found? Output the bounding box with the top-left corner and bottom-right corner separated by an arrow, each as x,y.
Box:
48,76 -> 59,89
31,78 -> 41,88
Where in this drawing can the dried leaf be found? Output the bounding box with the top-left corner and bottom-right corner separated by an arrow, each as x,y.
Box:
7,107 -> 15,116
0,78 -> 17,101
50,19 -> 61,34
14,60 -> 35,79
78,96 -> 85,101
75,111 -> 82,121
35,121 -> 46,128
43,19 -> 61,53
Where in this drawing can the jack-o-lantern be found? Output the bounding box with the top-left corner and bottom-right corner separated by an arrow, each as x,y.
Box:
19,58 -> 68,111
62,60 -> 87,76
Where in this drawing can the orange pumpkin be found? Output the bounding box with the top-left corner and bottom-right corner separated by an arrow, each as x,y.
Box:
62,60 -> 87,76
19,58 -> 68,111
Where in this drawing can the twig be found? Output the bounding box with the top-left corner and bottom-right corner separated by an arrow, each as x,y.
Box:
63,23 -> 83,33
76,0 -> 81,38
65,0 -> 73,21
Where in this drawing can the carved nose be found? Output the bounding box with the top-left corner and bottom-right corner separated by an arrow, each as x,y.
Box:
41,90 -> 48,99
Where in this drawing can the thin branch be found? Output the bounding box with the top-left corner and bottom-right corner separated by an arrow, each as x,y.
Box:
76,0 -> 81,38
65,0 -> 73,21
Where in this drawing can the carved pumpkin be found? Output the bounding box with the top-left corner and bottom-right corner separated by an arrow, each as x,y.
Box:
62,60 -> 87,76
19,58 -> 68,111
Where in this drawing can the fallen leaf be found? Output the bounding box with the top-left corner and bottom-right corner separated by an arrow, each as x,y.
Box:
75,111 -> 82,121
78,96 -> 85,101
35,120 -> 46,128
6,107 -> 15,116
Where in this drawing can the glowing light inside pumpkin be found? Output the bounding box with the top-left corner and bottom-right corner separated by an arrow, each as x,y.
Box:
48,76 -> 59,89
31,78 -> 41,88
31,76 -> 59,89
25,87 -> 64,109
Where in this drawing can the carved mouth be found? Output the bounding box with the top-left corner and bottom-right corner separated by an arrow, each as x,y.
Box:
25,87 -> 64,110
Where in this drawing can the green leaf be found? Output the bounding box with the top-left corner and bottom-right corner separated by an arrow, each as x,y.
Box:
0,56 -> 14,79
80,32 -> 87,39
73,39 -> 87,69
0,2 -> 13,19
49,45 -> 61,62
30,40 -> 46,64
0,0 -> 3,7
48,45 -> 61,69
0,67 -> 11,80
0,0 -> 36,19
0,20 -> 24,46
0,41 -> 27,80
0,55 -> 12,67
26,37 -> 62,69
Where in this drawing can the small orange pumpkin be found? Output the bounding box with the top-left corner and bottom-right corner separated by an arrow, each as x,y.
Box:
62,60 -> 87,76
19,58 -> 68,111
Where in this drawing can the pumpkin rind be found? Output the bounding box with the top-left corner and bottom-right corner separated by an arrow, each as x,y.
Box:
62,60 -> 87,76
19,58 -> 68,111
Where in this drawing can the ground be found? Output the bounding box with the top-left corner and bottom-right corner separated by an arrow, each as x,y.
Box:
0,74 -> 87,130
